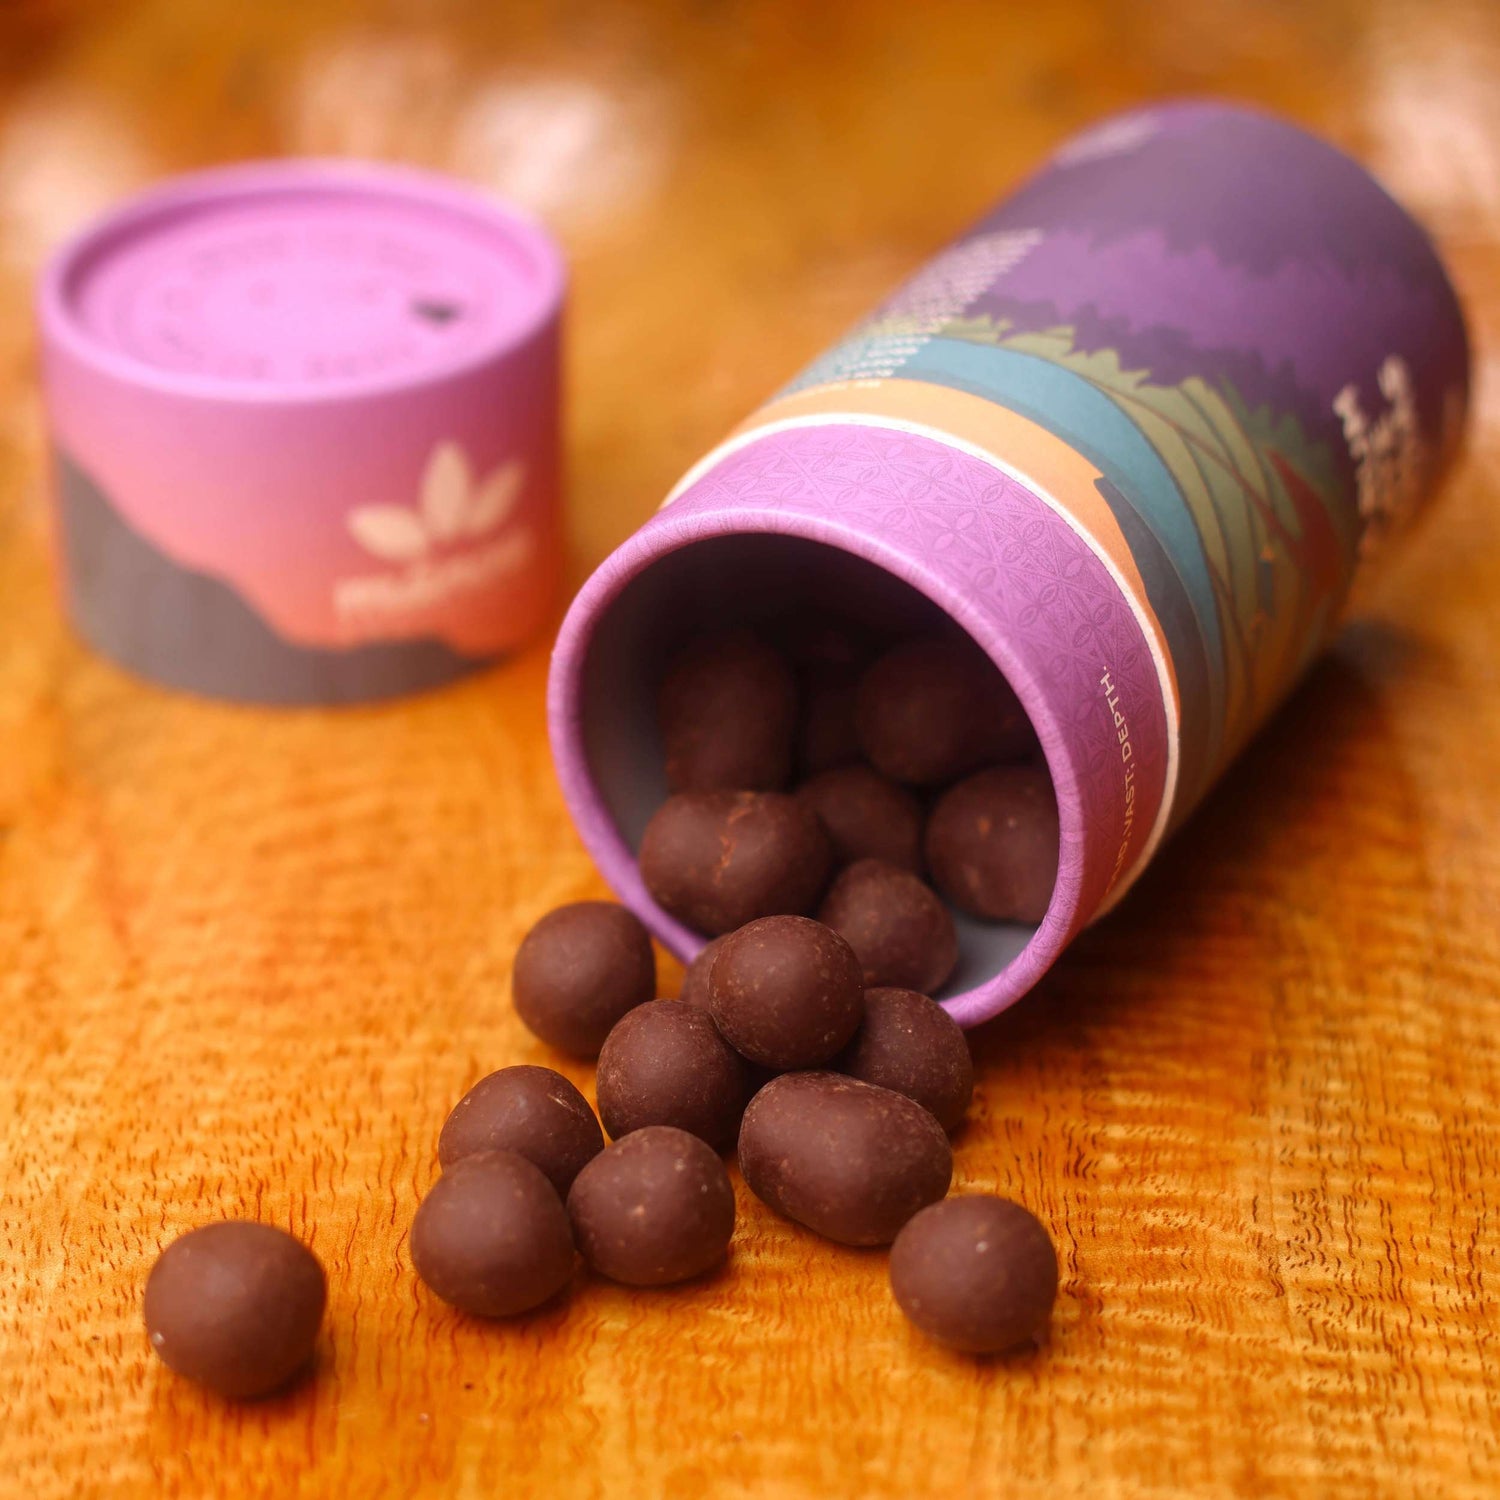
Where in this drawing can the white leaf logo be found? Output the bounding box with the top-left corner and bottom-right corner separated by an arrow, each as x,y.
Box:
421,442 -> 473,543
347,505 -> 430,562
467,460 -> 525,534
347,442 -> 527,560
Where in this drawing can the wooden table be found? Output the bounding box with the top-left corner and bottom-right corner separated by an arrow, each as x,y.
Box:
2,2 -> 1498,1495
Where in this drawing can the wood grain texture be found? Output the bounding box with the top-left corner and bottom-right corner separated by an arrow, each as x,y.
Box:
2,1 -> 1499,1495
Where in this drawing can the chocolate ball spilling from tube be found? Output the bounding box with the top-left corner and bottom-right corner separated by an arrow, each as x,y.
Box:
144,1222 -> 326,1399
547,101 -> 1469,1025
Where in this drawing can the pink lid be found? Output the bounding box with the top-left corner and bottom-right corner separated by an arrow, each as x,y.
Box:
38,161 -> 565,704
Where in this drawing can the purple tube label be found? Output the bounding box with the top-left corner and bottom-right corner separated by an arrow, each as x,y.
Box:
719,101 -> 1469,846
553,102 -> 1470,1021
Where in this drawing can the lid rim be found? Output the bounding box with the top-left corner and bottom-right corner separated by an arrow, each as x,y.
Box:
38,157 -> 567,409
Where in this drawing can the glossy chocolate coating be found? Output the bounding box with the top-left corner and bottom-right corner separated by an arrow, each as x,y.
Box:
816,858 -> 958,994
924,765 -> 1059,923
512,901 -> 656,1058
677,934 -> 729,1009
795,764 -> 924,873
410,1150 -> 576,1318
143,1221 -> 326,1399
639,792 -> 832,936
836,986 -> 973,1133
658,629 -> 797,792
737,1072 -> 952,1246
596,1000 -> 752,1151
567,1126 -> 736,1286
855,637 -> 1034,786
707,915 -> 865,1070
889,1195 -> 1058,1353
438,1066 -> 604,1194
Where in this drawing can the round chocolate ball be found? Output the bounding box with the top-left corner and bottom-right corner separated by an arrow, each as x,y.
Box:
438,1066 -> 605,1195
795,764 -> 924,873
855,637 -> 1034,786
658,629 -> 797,793
677,934 -> 729,1009
639,792 -> 832,936
567,1126 -> 736,1286
596,1000 -> 752,1151
410,1150 -> 576,1319
889,1195 -> 1059,1353
512,901 -> 656,1058
796,672 -> 862,775
737,1072 -> 952,1246
924,764 -> 1059,923
707,915 -> 865,1070
143,1221 -> 326,1399
835,987 -> 973,1133
817,858 -> 958,994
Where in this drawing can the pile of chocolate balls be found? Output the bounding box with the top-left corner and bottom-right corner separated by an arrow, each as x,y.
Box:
639,624 -> 1061,985
142,621 -> 1061,1401
415,624 -> 1061,1351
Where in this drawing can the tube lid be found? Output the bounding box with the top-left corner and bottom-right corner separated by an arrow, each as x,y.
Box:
39,160 -> 565,704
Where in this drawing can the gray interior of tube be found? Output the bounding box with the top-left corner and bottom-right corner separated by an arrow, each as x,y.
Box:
579,533 -> 1042,996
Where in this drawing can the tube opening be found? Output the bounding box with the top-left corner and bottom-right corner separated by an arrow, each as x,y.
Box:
564,530 -> 1062,1007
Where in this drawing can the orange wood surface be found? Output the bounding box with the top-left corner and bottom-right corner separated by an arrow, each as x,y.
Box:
2,2 -> 1499,1495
